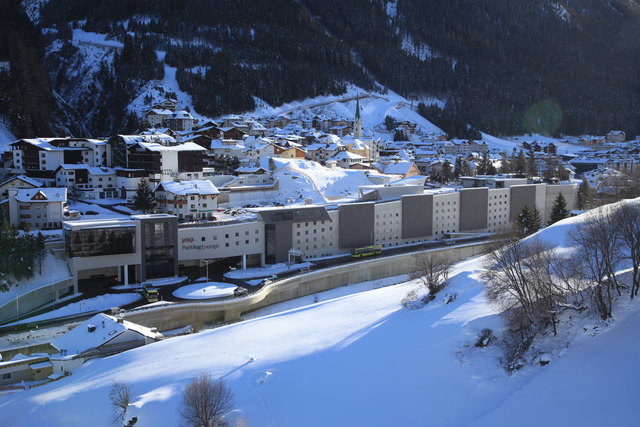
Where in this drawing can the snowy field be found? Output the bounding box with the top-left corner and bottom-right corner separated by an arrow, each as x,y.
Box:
2,206 -> 639,426
254,157 -> 377,204
3,293 -> 142,326
172,282 -> 236,300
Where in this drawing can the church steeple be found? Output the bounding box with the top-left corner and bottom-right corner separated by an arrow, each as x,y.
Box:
354,96 -> 363,138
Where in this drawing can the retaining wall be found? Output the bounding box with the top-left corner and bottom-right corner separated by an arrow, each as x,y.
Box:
123,242 -> 491,331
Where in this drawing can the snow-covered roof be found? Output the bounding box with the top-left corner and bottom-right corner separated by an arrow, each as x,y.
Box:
170,110 -> 194,120
51,313 -> 161,356
11,138 -> 60,151
0,175 -> 43,188
373,160 -> 416,175
332,150 -> 365,160
136,141 -> 206,152
118,134 -> 177,145
235,166 -> 267,174
145,109 -> 173,116
13,188 -> 67,203
156,180 -> 220,196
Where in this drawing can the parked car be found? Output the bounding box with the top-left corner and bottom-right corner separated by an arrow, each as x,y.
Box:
234,287 -> 249,297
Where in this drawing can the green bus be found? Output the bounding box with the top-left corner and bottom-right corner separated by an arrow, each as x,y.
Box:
142,284 -> 160,303
350,244 -> 383,258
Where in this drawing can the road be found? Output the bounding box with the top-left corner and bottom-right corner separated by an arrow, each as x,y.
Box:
0,235 -> 490,334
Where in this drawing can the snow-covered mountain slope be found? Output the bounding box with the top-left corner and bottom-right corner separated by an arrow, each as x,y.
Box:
2,205 -> 639,426
0,119 -> 17,153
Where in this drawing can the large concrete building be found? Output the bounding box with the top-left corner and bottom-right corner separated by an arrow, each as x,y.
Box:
62,182 -> 577,286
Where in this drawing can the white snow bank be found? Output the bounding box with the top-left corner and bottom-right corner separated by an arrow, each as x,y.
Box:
172,282 -> 236,300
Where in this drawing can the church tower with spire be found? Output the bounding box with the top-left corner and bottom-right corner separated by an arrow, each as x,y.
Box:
353,97 -> 363,138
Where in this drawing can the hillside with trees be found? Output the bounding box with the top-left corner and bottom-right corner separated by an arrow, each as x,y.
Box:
3,0 -> 640,138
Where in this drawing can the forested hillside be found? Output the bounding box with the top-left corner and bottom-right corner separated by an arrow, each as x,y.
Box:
2,0 -> 639,138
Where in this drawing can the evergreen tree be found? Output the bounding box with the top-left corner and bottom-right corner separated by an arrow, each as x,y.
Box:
36,232 -> 46,275
133,179 -> 155,213
577,177 -> 592,210
441,160 -> 452,183
514,150 -> 527,177
517,204 -> 541,236
459,158 -> 473,177
529,205 -> 542,234
393,129 -> 409,141
527,147 -> 537,178
499,153 -> 511,174
549,193 -> 570,224
486,158 -> 497,175
454,156 -> 463,178
384,115 -> 396,131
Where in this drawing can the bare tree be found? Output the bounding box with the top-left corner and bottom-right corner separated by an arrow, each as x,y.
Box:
109,380 -> 132,423
180,374 -> 234,427
412,252 -> 453,296
613,202 -> 640,298
569,206 -> 622,319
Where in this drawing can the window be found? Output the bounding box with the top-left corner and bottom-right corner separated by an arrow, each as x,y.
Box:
2,373 -> 11,380
201,237 -> 206,242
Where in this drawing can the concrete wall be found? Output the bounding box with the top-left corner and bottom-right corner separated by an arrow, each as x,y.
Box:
509,185 -> 537,221
122,242 -> 491,331
402,194 -> 433,238
274,222 -> 293,263
339,202 -> 375,248
544,184 -> 578,222
459,188 -> 488,231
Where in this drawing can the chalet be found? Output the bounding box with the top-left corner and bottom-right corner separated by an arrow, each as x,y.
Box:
0,354 -> 53,386
220,127 -> 247,140
330,150 -> 366,168
144,109 -> 173,128
606,130 -> 626,143
0,175 -> 42,200
210,139 -> 245,158
50,313 -> 163,372
181,134 -> 214,149
441,140 -> 488,155
190,125 -> 223,140
305,142 -> 344,164
329,125 -> 353,137
247,120 -> 268,137
151,98 -> 178,112
7,187 -> 67,230
281,146 -> 307,159
522,141 -> 557,154
235,166 -> 267,175
372,159 -> 421,178
394,120 -> 418,133
154,180 -> 220,220
166,110 -> 196,132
